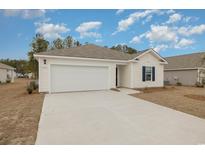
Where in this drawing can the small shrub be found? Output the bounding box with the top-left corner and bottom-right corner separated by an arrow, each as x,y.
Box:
176,82 -> 182,86
6,79 -> 11,83
34,80 -> 39,89
195,81 -> 203,87
30,81 -> 38,90
30,81 -> 36,90
202,78 -> 205,85
27,85 -> 33,94
164,80 -> 170,85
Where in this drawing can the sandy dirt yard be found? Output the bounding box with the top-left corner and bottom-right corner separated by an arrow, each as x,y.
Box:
0,78 -> 44,144
131,86 -> 205,119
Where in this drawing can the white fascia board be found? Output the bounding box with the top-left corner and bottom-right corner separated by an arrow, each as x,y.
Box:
34,54 -> 128,64
128,59 -> 139,63
159,61 -> 168,65
130,49 -> 168,64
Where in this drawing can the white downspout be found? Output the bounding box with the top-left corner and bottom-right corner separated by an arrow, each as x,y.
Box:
197,68 -> 200,83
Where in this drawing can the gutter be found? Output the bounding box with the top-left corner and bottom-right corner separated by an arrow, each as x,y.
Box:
34,54 -> 129,63
164,68 -> 198,71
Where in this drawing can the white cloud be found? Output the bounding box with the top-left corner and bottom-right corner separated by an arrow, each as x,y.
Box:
177,27 -> 190,36
166,9 -> 175,14
113,10 -> 159,35
183,16 -> 198,23
178,24 -> 205,36
166,13 -> 182,24
3,9 -> 46,19
75,21 -> 102,38
142,15 -> 153,25
80,32 -> 101,38
35,22 -> 70,39
116,9 -> 124,15
130,36 -> 141,44
145,25 -> 178,43
175,38 -> 194,48
183,16 -> 192,23
154,44 -> 168,52
145,15 -> 152,22
95,39 -> 103,42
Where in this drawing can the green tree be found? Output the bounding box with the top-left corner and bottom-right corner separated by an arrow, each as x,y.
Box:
111,44 -> 137,54
111,44 -> 123,51
74,40 -> 81,47
53,38 -> 64,49
28,33 -> 49,79
64,36 -> 73,48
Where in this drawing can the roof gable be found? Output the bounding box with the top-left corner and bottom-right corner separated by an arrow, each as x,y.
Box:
130,48 -> 168,64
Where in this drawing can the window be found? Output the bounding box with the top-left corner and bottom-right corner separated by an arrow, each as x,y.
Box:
142,66 -> 155,82
145,67 -> 152,81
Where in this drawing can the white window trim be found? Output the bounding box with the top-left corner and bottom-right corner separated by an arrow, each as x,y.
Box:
145,66 -> 152,82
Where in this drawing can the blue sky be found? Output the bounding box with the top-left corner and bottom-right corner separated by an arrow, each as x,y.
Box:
0,9 -> 205,59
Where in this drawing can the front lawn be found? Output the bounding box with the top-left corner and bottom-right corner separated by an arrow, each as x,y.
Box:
0,78 -> 44,144
131,86 -> 205,119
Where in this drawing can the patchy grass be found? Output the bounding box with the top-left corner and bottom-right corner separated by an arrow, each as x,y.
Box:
131,86 -> 205,119
0,78 -> 44,144
184,94 -> 205,101
135,86 -> 176,93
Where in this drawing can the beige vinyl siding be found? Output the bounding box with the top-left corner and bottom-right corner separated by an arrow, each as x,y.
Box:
164,69 -> 198,86
133,53 -> 164,88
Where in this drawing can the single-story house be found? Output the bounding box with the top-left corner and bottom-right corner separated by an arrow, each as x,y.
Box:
0,62 -> 15,83
164,52 -> 205,86
34,44 -> 167,93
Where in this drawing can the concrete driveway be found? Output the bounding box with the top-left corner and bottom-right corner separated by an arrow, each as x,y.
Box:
36,90 -> 205,144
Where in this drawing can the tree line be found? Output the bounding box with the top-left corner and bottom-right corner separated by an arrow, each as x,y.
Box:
1,33 -> 138,78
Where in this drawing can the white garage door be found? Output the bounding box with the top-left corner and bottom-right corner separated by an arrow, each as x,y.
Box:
50,65 -> 109,93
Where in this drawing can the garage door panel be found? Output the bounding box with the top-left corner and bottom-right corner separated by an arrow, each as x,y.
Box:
51,65 -> 109,93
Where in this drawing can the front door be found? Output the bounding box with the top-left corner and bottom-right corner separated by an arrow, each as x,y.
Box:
116,67 -> 118,87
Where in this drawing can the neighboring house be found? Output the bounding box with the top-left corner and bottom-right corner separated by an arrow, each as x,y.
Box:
34,44 -> 167,93
0,62 -> 15,83
164,52 -> 205,86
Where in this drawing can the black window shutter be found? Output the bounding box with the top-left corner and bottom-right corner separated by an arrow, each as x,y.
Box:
142,66 -> 145,82
152,67 -> 155,81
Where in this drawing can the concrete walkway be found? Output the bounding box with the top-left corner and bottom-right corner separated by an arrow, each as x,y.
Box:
36,90 -> 205,144
118,88 -> 140,94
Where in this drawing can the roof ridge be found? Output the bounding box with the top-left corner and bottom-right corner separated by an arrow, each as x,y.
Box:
86,44 -> 137,56
35,44 -> 161,61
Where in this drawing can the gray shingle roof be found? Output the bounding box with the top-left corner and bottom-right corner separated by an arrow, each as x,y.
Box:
165,52 -> 205,70
35,44 -> 144,60
0,63 -> 15,70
